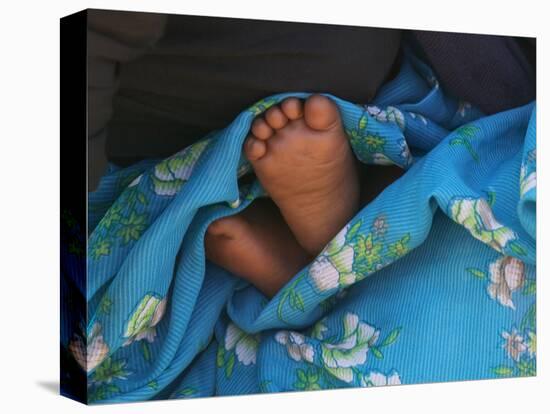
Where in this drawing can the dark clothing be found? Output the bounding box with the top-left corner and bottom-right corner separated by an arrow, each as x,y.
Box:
101,14 -> 402,165
87,10 -> 536,191
410,31 -> 536,114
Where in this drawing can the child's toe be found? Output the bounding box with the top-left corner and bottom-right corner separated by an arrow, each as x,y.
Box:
264,105 -> 289,129
281,97 -> 304,120
244,135 -> 267,161
251,118 -> 274,140
304,94 -> 340,131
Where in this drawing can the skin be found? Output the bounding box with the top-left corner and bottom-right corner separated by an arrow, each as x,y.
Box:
204,95 -> 404,297
204,199 -> 311,298
244,94 -> 360,256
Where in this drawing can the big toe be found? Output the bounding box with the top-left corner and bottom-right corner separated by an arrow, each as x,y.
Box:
304,94 -> 341,131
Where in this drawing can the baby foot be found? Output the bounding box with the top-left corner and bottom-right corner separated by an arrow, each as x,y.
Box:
244,94 -> 360,256
204,199 -> 311,298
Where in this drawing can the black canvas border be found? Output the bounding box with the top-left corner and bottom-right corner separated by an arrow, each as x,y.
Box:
60,9 -> 88,405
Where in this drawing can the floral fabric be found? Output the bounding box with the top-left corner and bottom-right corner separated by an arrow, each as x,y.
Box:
75,51 -> 536,403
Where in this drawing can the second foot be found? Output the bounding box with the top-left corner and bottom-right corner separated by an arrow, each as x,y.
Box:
204,199 -> 312,298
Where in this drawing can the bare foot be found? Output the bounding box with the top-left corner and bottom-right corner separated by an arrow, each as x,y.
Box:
204,199 -> 311,298
244,94 -> 360,256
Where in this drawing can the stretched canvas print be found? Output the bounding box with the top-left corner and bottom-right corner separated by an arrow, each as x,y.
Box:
60,8 -> 537,404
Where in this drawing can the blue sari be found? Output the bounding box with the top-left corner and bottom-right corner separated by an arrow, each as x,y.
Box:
75,51 -> 536,403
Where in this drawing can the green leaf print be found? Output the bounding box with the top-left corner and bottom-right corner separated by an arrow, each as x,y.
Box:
486,191 -> 496,207
259,381 -> 272,393
370,347 -> 384,359
359,114 -> 368,130
91,357 -> 130,384
492,365 -> 514,377
467,267 -> 487,279
509,241 -> 527,256
346,219 -> 362,243
249,98 -> 278,116
457,125 -> 478,138
137,192 -> 148,205
98,296 -> 113,315
380,327 -> 402,347
522,279 -> 536,296
353,233 -> 384,274
90,239 -> 111,260
101,204 -> 123,229
216,345 -> 225,368
117,211 -> 148,244
294,368 -> 321,391
516,358 -> 536,377
449,125 -> 480,162
365,134 -> 386,153
141,341 -> 151,362
386,234 -> 411,260
290,291 -> 305,312
176,387 -> 197,397
277,272 -> 307,322
225,352 -> 235,378
345,111 -> 390,164
520,304 -> 536,331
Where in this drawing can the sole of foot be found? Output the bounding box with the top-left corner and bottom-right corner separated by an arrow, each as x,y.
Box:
244,94 -> 360,256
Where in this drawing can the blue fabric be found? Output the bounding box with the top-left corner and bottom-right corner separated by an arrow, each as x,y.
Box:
77,51 -> 536,403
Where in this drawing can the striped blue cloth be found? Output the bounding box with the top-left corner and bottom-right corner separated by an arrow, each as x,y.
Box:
74,51 -> 536,403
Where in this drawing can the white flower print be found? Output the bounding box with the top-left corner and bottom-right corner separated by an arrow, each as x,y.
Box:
128,175 -> 142,187
225,323 -> 260,366
527,149 -> 536,163
372,216 -> 388,237
398,139 -> 413,166
69,322 -> 109,373
310,320 -> 328,341
519,165 -> 536,198
309,225 -> 359,293
457,101 -> 472,118
275,331 -> 315,363
360,371 -> 401,387
487,256 -> 525,309
309,255 -> 341,292
366,105 -> 405,131
324,225 -> 348,256
123,295 -> 167,346
151,140 -> 209,196
501,329 -> 528,361
371,152 -> 395,166
427,74 -> 439,89
228,198 -> 241,208
320,313 -> 380,383
450,197 -> 517,253
408,112 -> 428,125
